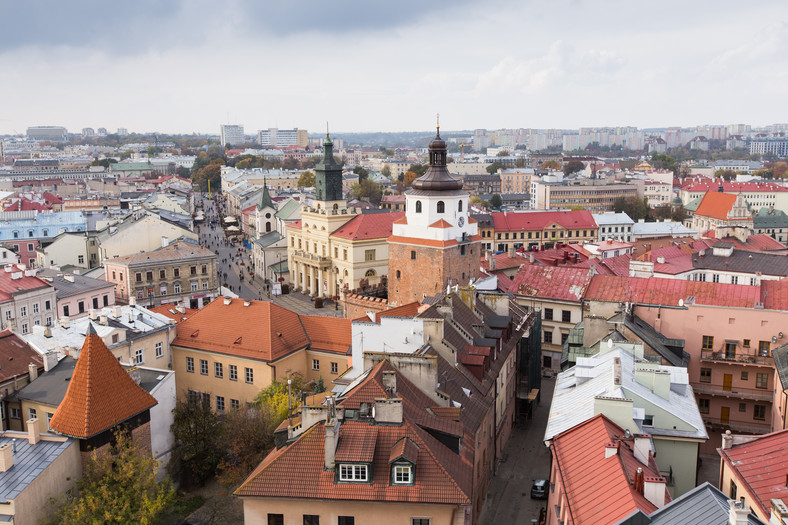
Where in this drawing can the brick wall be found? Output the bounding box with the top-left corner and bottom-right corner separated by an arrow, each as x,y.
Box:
131,420 -> 153,457
343,292 -> 387,320
388,241 -> 481,307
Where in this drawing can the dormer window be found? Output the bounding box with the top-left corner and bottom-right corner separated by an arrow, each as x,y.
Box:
339,464 -> 368,482
392,464 -> 413,484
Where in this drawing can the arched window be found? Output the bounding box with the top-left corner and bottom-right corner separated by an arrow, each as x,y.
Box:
415,201 -> 422,213
458,200 -> 463,212
396,270 -> 401,279
365,269 -> 376,277
333,203 -> 339,211
265,223 -> 272,233
437,201 -> 445,213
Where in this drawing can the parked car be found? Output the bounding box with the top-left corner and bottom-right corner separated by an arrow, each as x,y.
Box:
530,479 -> 548,499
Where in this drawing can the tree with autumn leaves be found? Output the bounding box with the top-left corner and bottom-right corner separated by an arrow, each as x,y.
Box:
44,429 -> 176,524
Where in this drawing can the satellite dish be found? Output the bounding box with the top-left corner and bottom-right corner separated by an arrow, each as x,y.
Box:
773,336 -> 778,344
678,299 -> 684,307
607,339 -> 613,349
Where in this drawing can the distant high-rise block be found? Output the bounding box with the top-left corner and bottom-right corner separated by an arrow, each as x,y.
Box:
220,124 -> 245,147
257,128 -> 308,148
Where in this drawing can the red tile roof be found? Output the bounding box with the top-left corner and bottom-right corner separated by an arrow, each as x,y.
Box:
49,325 -> 157,439
480,253 -> 525,272
428,219 -> 452,229
718,429 -> 788,518
694,192 -> 745,221
508,264 -> 595,302
331,212 -> 405,240
0,330 -> 43,383
0,266 -> 52,297
389,437 -> 419,464
705,233 -> 786,253
172,299 -> 349,360
236,361 -> 472,506
552,415 -> 669,524
585,275 -> 761,308
373,302 -> 421,323
300,315 -> 352,353
148,305 -> 197,323
492,210 -> 597,231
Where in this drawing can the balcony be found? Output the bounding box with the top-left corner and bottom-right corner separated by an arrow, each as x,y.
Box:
700,349 -> 772,367
701,415 -> 771,435
291,250 -> 331,268
693,382 -> 773,401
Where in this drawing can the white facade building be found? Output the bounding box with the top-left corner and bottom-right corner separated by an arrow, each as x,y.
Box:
220,124 -> 245,147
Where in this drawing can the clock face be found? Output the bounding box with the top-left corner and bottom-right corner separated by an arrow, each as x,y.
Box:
458,216 -> 465,227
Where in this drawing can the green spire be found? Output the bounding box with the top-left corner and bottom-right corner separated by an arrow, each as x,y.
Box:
257,183 -> 274,210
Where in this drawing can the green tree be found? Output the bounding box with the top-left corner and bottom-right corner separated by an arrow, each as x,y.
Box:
146,146 -> 157,158
254,373 -> 306,423
381,165 -> 391,177
486,161 -> 505,174
650,153 -> 677,172
353,166 -> 370,181
490,194 -> 503,209
715,169 -> 736,180
515,158 -> 526,168
613,196 -> 650,221
169,400 -> 223,488
217,404 -> 279,488
350,179 -> 383,205
119,150 -> 133,160
50,429 -> 175,524
90,158 -> 118,168
403,170 -> 420,186
563,160 -> 585,176
540,160 -> 561,170
297,170 -> 315,188
409,163 -> 428,176
496,150 -> 510,157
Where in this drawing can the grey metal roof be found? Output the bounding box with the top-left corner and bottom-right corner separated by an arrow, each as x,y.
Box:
0,435 -> 74,503
36,268 -> 114,299
592,212 -> 634,226
754,208 -> 788,230
615,482 -> 765,525
621,314 -> 689,368
17,356 -> 170,408
692,249 -> 788,276
253,231 -> 284,249
632,221 -> 697,237
773,342 -> 788,390
545,347 -> 706,443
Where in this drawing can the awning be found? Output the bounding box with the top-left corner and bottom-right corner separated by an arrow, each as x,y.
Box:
223,216 -> 237,223
226,225 -> 240,232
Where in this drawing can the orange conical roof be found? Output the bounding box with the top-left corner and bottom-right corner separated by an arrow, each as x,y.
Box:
49,323 -> 157,439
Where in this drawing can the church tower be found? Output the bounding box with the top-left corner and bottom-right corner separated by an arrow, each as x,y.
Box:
388,120 -> 480,306
314,133 -> 345,210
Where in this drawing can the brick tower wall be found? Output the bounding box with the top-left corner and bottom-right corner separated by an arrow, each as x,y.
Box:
388,240 -> 481,307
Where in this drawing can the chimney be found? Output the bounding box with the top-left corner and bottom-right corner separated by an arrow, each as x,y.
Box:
129,296 -> 137,307
89,309 -> 98,320
129,368 -> 142,385
634,434 -> 651,465
374,398 -> 403,424
63,274 -> 75,283
722,429 -> 733,450
382,370 -> 397,394
324,419 -> 340,470
60,316 -> 70,329
490,256 -> 496,270
0,444 -> 12,472
653,370 -> 671,400
43,351 -> 58,372
27,418 -> 40,444
243,300 -> 251,307
509,244 -> 515,258
644,476 -> 667,508
223,297 -> 232,305
605,442 -> 619,458
112,305 -> 122,317
529,252 -> 535,263
728,499 -> 751,525
99,314 -> 108,325
770,499 -> 788,525
161,236 -> 169,247
28,363 -> 38,381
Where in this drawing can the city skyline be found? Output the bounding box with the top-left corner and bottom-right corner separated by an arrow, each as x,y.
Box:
1,0 -> 786,135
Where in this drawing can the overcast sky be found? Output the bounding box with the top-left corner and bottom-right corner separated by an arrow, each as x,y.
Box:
1,0 -> 786,136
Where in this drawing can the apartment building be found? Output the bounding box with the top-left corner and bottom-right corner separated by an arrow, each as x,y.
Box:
489,210 -> 598,252
220,124 -> 245,147
531,179 -> 639,211
592,211 -> 634,242
104,239 -> 217,309
257,128 -> 308,148
0,265 -> 57,334
37,268 -> 115,319
500,168 -> 534,194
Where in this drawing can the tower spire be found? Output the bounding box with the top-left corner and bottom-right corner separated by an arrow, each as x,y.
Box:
436,113 -> 440,137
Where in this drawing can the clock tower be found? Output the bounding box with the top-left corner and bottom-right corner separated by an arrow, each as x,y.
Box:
314,132 -> 345,210
388,122 -> 480,306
